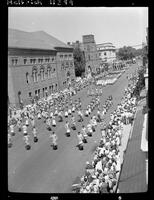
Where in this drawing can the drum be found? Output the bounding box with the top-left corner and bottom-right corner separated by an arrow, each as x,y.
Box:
47,126 -> 52,131
53,145 -> 58,150
34,137 -> 38,143
78,144 -> 83,150
25,144 -> 31,150
87,132 -> 92,137
72,125 -> 76,130
83,138 -> 87,143
66,132 -> 70,137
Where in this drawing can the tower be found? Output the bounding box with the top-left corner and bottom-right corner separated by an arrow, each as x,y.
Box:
82,35 -> 100,75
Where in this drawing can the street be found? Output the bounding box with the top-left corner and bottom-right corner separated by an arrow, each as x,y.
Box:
8,63 -> 139,193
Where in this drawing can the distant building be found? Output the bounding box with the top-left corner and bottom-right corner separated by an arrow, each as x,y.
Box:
97,42 -> 116,64
82,35 -> 100,74
8,28 -> 75,108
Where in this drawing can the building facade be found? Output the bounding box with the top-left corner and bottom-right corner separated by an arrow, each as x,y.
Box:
82,35 -> 100,74
97,42 -> 116,64
8,29 -> 75,108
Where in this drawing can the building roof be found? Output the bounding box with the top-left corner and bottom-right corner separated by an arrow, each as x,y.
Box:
8,28 -> 71,51
97,43 -> 115,48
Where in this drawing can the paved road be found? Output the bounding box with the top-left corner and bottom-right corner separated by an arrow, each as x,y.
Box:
8,63 -> 139,193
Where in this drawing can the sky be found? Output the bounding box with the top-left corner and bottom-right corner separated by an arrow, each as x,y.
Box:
9,7 -> 148,49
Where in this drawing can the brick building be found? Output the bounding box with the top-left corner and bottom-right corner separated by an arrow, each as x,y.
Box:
82,35 -> 100,74
8,28 -> 75,108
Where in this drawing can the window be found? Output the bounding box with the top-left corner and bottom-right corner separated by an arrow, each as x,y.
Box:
64,55 -> 68,59
24,59 -> 27,64
47,66 -> 51,79
12,58 -> 18,65
26,72 -> 30,84
51,85 -> 53,92
42,88 -> 45,97
55,84 -> 57,91
38,59 -> 43,63
69,54 -> 72,58
52,57 -> 54,62
45,58 -> 50,63
32,68 -> 38,83
53,68 -> 55,72
40,67 -> 45,81
49,86 -> 52,94
88,55 -> 90,61
29,92 -> 32,97
35,90 -> 38,95
38,89 -> 40,98
104,52 -> 106,56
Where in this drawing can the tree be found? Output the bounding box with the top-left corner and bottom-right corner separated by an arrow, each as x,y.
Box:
73,47 -> 86,77
116,46 -> 138,60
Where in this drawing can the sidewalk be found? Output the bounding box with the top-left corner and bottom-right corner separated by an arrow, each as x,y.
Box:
118,103 -> 147,193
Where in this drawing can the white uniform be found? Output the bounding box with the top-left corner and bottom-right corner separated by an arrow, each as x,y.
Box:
23,135 -> 29,144
25,118 -> 29,126
52,118 -> 56,126
10,125 -> 14,133
81,127 -> 87,137
65,111 -> 68,117
65,123 -> 70,133
22,125 -> 27,135
32,128 -> 37,137
77,133 -> 83,145
50,134 -> 58,145
38,112 -> 41,119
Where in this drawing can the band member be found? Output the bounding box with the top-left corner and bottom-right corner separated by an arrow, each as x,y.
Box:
64,109 -> 68,118
77,132 -> 84,150
65,121 -> 71,137
22,123 -> 28,136
81,125 -> 88,143
25,116 -> 29,126
52,115 -> 56,127
8,133 -> 12,148
71,115 -> 76,130
46,117 -> 52,131
37,111 -> 42,120
23,134 -> 31,150
72,104 -> 76,113
78,110 -> 84,122
97,109 -> 101,122
31,116 -> 35,129
10,124 -> 15,136
68,107 -> 72,115
87,123 -> 93,137
85,109 -> 89,117
32,126 -> 38,143
54,107 -> 58,116
50,132 -> 58,150
17,119 -> 22,132
58,111 -> 63,122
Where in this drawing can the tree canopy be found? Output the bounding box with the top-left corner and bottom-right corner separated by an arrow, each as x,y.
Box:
116,46 -> 144,60
73,47 -> 86,77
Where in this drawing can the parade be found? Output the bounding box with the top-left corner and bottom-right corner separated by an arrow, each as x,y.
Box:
8,7 -> 148,194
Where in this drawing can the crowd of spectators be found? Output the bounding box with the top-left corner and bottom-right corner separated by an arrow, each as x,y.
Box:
72,72 -> 138,193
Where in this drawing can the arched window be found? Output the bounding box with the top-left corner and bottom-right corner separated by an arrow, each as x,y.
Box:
40,66 -> 45,81
32,66 -> 38,83
18,91 -> 21,104
47,65 -> 51,79
26,72 -> 30,84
